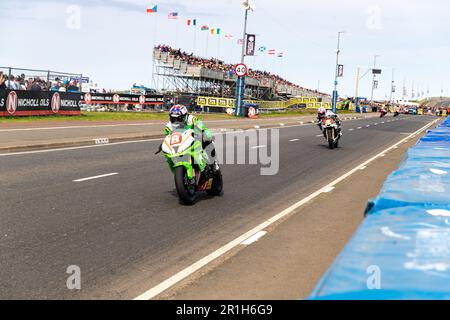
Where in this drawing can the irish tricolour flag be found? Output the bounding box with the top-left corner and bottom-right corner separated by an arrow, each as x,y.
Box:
210,28 -> 221,35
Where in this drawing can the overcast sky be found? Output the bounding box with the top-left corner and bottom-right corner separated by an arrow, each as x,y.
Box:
1,0 -> 450,99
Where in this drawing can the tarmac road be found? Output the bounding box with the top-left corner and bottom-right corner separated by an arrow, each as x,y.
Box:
0,115 -> 437,299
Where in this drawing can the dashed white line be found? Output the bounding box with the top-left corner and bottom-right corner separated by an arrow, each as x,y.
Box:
73,172 -> 118,182
241,231 -> 267,245
322,186 -> 335,193
348,128 -> 354,131
357,127 -> 362,129
251,145 -> 267,149
289,139 -> 300,142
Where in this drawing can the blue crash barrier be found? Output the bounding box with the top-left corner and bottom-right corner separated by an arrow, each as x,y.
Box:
310,206 -> 450,300
310,117 -> 450,300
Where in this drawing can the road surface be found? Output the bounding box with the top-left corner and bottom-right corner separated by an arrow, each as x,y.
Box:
0,115 -> 436,299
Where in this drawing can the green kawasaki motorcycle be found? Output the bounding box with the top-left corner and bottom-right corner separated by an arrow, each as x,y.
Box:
157,128 -> 223,205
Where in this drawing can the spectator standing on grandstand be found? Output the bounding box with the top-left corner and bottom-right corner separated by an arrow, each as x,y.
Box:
66,80 -> 80,92
5,74 -> 19,90
0,72 -> 7,90
30,78 -> 43,91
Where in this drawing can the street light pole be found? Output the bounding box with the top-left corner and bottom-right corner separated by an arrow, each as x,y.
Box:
370,54 -> 380,102
235,1 -> 252,117
332,31 -> 345,113
240,6 -> 249,64
389,68 -> 395,105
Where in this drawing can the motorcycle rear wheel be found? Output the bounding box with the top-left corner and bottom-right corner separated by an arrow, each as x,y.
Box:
174,167 -> 196,205
206,168 -> 223,196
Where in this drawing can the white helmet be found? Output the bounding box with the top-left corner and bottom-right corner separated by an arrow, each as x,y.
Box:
325,110 -> 335,117
318,107 -> 326,115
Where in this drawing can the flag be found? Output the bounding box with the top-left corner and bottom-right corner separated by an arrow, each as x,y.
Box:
146,5 -> 158,13
187,19 -> 197,26
201,25 -> 209,31
268,49 -> 276,55
224,34 -> 233,40
237,39 -> 244,45
258,46 -> 267,52
210,28 -> 221,35
168,12 -> 179,19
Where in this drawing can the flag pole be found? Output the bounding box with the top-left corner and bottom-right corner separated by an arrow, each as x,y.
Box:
175,17 -> 179,48
193,23 -> 197,54
230,38 -> 234,63
205,31 -> 209,58
217,34 -> 221,60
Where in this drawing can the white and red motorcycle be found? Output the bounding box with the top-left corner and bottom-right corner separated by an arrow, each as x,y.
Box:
320,116 -> 341,149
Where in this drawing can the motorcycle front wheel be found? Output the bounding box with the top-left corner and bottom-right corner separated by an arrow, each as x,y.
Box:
174,167 -> 196,205
327,128 -> 335,149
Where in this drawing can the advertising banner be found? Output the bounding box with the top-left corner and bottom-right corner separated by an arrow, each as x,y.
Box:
81,92 -> 164,105
0,90 -> 81,116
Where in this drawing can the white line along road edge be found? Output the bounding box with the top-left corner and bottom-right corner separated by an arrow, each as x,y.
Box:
133,118 -> 439,300
73,172 -> 118,182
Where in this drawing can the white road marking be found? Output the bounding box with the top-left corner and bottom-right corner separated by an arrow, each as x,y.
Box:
94,138 -> 110,145
133,117 -> 439,300
348,128 -> 354,131
316,134 -> 323,137
0,115 -> 408,157
241,231 -> 267,245
366,125 -> 370,127
0,123 -> 163,132
251,145 -> 266,149
289,139 -> 300,142
359,166 -> 367,170
357,127 -> 362,129
322,186 -> 335,193
73,172 -> 118,182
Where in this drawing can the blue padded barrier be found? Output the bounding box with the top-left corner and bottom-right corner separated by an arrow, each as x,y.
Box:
310,117 -> 450,300
310,206 -> 450,300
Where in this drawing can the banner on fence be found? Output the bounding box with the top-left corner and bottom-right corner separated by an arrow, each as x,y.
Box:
0,90 -> 81,116
81,92 -> 164,105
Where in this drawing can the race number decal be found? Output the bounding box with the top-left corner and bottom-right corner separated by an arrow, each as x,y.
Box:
170,133 -> 183,146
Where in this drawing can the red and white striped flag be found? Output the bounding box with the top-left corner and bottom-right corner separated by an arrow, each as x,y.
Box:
268,49 -> 276,55
225,34 -> 233,40
237,39 -> 244,45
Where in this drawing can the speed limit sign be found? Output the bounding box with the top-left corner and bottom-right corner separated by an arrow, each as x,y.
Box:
234,63 -> 248,77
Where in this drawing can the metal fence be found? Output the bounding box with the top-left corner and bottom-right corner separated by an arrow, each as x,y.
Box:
0,66 -> 84,90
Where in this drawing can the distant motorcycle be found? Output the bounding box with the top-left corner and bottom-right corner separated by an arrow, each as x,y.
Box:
321,116 -> 341,149
156,128 -> 223,205
380,109 -> 388,118
393,111 -> 400,117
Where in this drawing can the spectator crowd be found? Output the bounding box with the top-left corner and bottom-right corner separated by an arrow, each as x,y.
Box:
155,45 -> 330,97
0,71 -> 81,92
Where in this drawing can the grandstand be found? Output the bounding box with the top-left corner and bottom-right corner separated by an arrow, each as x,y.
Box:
152,46 -> 331,102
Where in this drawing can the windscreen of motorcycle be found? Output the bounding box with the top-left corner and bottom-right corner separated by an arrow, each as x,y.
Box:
162,129 -> 195,154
